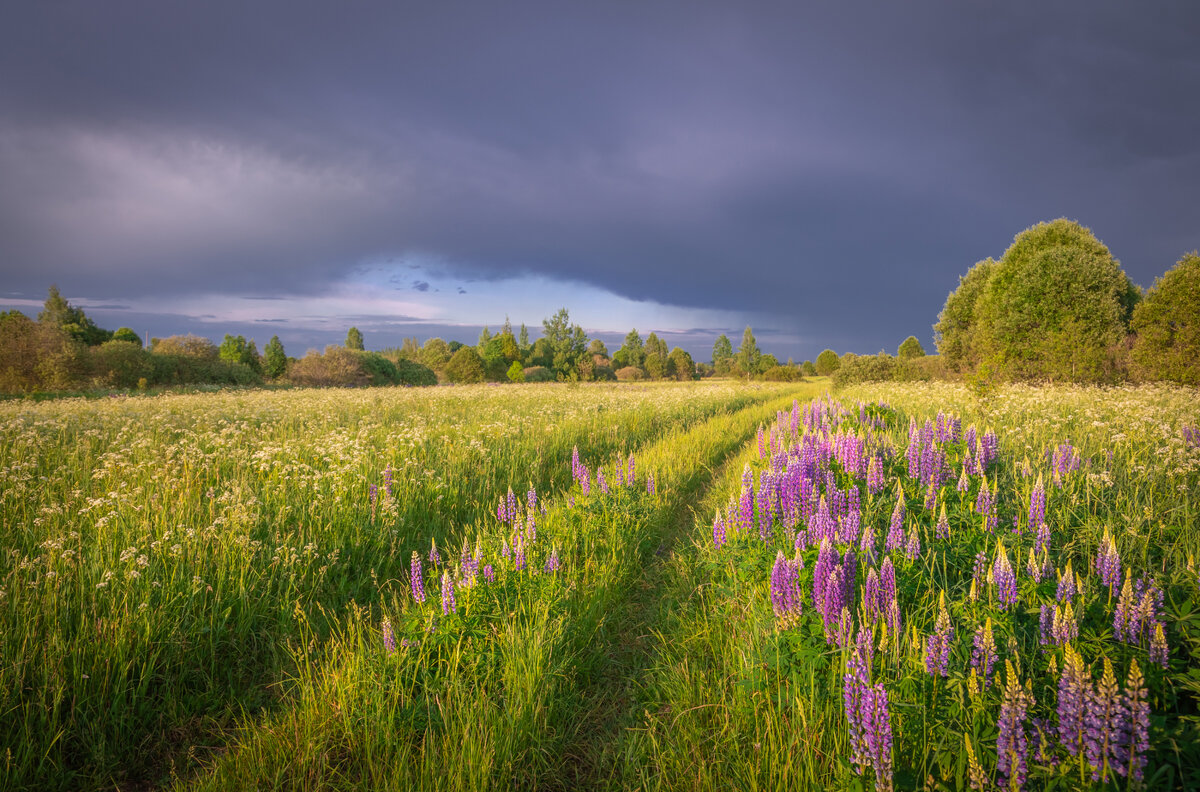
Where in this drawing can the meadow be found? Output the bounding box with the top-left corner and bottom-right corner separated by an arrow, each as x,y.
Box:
2,379 -> 1198,790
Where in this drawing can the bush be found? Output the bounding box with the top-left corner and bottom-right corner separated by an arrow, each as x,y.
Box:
287,346 -> 370,387
934,258 -> 995,373
152,334 -> 219,359
761,365 -> 802,382
507,361 -> 526,383
615,366 -> 644,381
1130,251 -> 1200,385
444,347 -> 485,384
90,340 -> 151,388
815,349 -> 840,376
395,358 -> 437,386
831,353 -> 897,388
522,366 -> 555,383
897,336 -> 925,359
593,365 -> 617,382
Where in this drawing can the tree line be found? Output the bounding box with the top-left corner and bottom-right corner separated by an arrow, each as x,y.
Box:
0,296 -> 808,394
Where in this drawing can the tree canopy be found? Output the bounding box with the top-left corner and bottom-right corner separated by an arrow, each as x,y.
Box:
1130,251 -> 1200,385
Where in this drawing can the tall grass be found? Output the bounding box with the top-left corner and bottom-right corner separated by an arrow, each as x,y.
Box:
0,381 -> 797,790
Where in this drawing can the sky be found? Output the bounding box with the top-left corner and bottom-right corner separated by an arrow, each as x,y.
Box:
2,1 -> 1198,362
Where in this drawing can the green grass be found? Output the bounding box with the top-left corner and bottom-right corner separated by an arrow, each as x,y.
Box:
4,379 -> 1198,790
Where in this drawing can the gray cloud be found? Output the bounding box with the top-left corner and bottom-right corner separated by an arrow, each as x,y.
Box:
0,1 -> 1197,359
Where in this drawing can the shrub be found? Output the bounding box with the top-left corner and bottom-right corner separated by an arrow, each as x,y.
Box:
395,358 -> 438,386
444,347 -> 485,384
287,346 -> 369,387
815,349 -> 840,376
522,366 -> 555,383
152,335 -> 219,359
507,361 -> 526,383
615,366 -> 644,381
831,353 -> 897,388
934,257 -> 995,373
90,340 -> 151,388
593,364 -> 616,381
897,336 -> 925,359
1130,251 -> 1200,385
761,365 -> 802,382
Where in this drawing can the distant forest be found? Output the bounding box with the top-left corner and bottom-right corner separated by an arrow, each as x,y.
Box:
2,218 -> 1196,395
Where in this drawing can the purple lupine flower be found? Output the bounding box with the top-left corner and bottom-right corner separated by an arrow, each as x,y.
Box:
1184,426 -> 1200,449
571,445 -> 581,479
739,486 -> 755,536
497,495 -> 508,524
506,487 -> 518,522
1039,603 -> 1055,646
580,467 -> 591,496
844,630 -> 871,775
1114,573 -> 1136,643
597,468 -> 608,495
970,618 -> 998,689
885,486 -> 905,553
440,570 -> 456,615
924,592 -> 953,677
757,477 -> 773,540
1026,548 -> 1045,584
1054,603 -> 1079,645
757,424 -> 767,458
382,618 -> 396,654
410,552 -> 426,603
974,476 -> 993,516
1096,531 -> 1121,595
861,682 -> 895,792
1058,645 -> 1088,756
993,541 -> 1018,608
368,483 -> 378,507
821,567 -> 846,645
616,458 -> 626,487
628,453 -> 635,484
957,460 -> 971,493
1085,657 -> 1127,783
867,454 -> 884,496
646,472 -> 655,495
813,539 -> 838,618
1028,474 -> 1046,530
858,521 -> 876,564
428,539 -> 441,567
482,563 -> 495,583
770,550 -> 803,627
997,660 -> 1032,791
1056,562 -> 1076,603
863,567 -> 882,624
1052,443 -> 1081,486
383,463 -> 394,498
1150,623 -> 1168,668
527,487 -> 538,512
1035,521 -> 1051,556
1124,661 -> 1150,782
972,551 -> 988,591
904,526 -> 921,561
712,509 -> 727,549
923,481 -> 937,512
544,546 -> 560,573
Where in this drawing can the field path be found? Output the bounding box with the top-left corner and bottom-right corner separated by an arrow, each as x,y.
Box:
552,384 -> 823,790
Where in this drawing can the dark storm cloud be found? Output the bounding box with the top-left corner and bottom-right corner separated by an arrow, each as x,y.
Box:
1,1 -> 1198,357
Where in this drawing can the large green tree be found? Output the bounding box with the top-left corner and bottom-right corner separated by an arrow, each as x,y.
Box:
38,285 -> 111,346
613,329 -> 645,370
736,326 -> 760,376
444,346 -> 485,383
668,347 -> 695,381
541,308 -> 589,379
346,327 -> 365,350
712,334 -> 734,374
1130,251 -> 1200,385
934,258 -> 996,372
263,335 -> 288,379
974,218 -> 1139,382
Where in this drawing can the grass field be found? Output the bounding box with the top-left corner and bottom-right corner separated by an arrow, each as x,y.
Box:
2,379 -> 1199,790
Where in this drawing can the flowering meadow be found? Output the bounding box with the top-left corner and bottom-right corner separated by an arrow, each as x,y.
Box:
4,379 -> 1199,790
0,381 -> 804,790
622,382 -> 1200,790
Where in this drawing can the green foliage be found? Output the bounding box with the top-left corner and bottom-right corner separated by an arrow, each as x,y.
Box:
420,338 -> 452,370
153,334 -> 219,358
541,308 -> 589,380
974,218 -> 1139,383
712,334 -> 734,372
38,285 -> 111,345
444,346 -> 486,384
757,353 -> 779,373
761,364 -> 802,381
394,358 -> 438,386
644,352 -> 667,380
522,365 -> 555,382
529,338 -> 554,370
89,340 -> 152,388
0,310 -> 83,393
587,338 -> 608,358
111,327 -> 142,347
814,349 -> 840,376
507,361 -> 526,383
736,326 -> 760,375
1130,251 -> 1200,385
288,346 -> 370,387
346,327 -> 365,350
667,347 -> 695,381
263,336 -> 287,379
615,366 -> 644,381
935,257 -> 995,372
897,335 -> 925,358
830,352 -> 897,387
219,335 -> 263,375
801,360 -> 817,376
